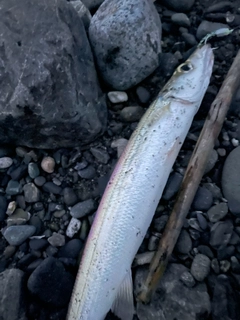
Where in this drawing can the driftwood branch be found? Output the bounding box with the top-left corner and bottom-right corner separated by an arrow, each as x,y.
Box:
137,48 -> 240,303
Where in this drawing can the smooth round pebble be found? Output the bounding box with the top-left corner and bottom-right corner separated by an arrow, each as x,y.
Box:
6,180 -> 22,195
163,172 -> 183,201
180,271 -> 196,287
42,182 -> 62,194
90,147 -> 110,164
70,199 -> 96,219
3,225 -> 36,246
136,86 -> 151,104
34,176 -> 46,187
175,229 -> 192,254
210,221 -> 233,248
207,202 -> 228,223
0,157 -> 13,169
196,21 -> 229,40
63,187 -> 78,206
107,91 -> 128,103
47,232 -> 65,247
28,163 -> 40,179
41,156 -> 55,173
23,183 -> 41,202
120,106 -> 144,122
220,260 -> 231,273
58,239 -> 83,259
191,254 -> 211,281
171,13 -> 190,27
78,166 -> 96,179
192,187 -> 213,211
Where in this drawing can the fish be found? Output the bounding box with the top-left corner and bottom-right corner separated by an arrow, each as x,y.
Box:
67,43 -> 214,320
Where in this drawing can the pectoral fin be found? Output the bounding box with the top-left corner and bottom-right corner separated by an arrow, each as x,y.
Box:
111,270 -> 134,320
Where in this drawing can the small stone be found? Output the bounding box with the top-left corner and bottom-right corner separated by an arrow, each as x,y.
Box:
53,210 -> 66,218
136,86 -> 151,104
90,147 -> 110,164
23,183 -> 41,202
41,156 -> 55,173
58,239 -> 83,259
220,260 -> 231,273
171,13 -> 190,27
180,271 -> 196,287
198,245 -> 214,259
153,215 -> 169,233
6,200 -> 16,216
48,232 -> 65,247
79,219 -> 89,241
0,157 -> 13,169
7,208 -> 29,226
181,32 -> 197,46
120,106 -> 144,122
66,218 -> 81,238
16,195 -> 26,210
204,149 -> 218,174
162,172 -> 183,201
0,195 -> 7,221
2,245 -> 16,259
10,164 -> 27,180
217,245 -> 235,260
63,187 -> 78,206
42,182 -> 62,194
6,180 -> 22,195
28,162 -> 40,179
188,218 -> 202,232
133,251 -> 155,267
231,138 -> 239,147
111,138 -> 128,158
34,176 -> 46,187
192,187 -> 213,211
78,165 -> 96,179
211,258 -> 220,274
175,229 -> 192,254
191,254 -> 211,281
196,212 -> 208,230
107,91 -> 128,103
207,202 -> 228,222
210,220 -> 233,248
217,148 -> 226,157
148,233 -> 160,251
3,225 -> 36,245
70,199 -> 96,219
29,238 -> 48,251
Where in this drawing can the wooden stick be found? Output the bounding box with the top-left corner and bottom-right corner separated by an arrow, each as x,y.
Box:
137,48 -> 240,303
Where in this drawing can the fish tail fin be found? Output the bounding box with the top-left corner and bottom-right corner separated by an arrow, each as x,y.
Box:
111,269 -> 134,320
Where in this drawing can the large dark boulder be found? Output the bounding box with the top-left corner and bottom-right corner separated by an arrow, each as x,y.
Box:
0,0 -> 107,148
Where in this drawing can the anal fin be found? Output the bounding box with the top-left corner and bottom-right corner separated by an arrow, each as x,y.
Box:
111,269 -> 134,320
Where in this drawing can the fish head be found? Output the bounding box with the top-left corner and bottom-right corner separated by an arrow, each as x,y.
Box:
162,44 -> 214,105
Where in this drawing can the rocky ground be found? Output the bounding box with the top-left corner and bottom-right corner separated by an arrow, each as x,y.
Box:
1,0 -> 240,319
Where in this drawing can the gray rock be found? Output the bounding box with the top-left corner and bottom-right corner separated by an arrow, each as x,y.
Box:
107,91 -> 128,103
6,180 -> 22,195
70,199 -> 96,218
3,225 -> 36,245
78,165 -> 96,179
191,254 -> 211,281
23,183 -> 41,202
89,0 -> 161,90
28,163 -> 40,179
192,187 -> 213,211
7,208 -> 29,226
58,239 -> 83,259
27,257 -> 74,307
175,229 -> 192,254
42,182 -> 62,195
0,268 -> 27,320
221,146 -> 240,215
196,21 -> 229,40
203,182 -> 222,200
162,172 -> 183,201
90,147 -> 110,164
70,0 -> 92,29
0,195 -> 7,222
198,245 -> 214,259
63,187 -> 78,206
0,157 -> 13,169
0,0 -> 106,149
207,202 -> 228,222
181,32 -> 197,46
120,106 -> 144,122
171,13 -> 190,27
10,164 -> 28,180
220,260 -> 231,273
210,220 -> 233,248
160,0 -> 195,11
180,271 -> 196,287
48,232 -> 65,247
153,215 -> 169,233
135,264 -> 210,320
34,176 -> 46,187
204,149 -> 218,174
136,86 -> 151,104
196,212 -> 208,230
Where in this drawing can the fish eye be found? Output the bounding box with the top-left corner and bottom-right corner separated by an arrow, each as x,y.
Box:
178,62 -> 193,73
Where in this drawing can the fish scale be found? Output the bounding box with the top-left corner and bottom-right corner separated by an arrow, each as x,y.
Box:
67,43 -> 214,320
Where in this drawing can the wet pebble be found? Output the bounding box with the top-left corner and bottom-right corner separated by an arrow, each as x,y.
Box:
42,182 -> 62,194
204,149 -> 218,174
107,91 -> 128,103
210,220 -> 233,248
171,13 -> 190,27
220,260 -> 231,273
196,212 -> 208,230
29,238 -> 48,251
3,225 -> 36,245
162,172 -> 183,201
48,232 -> 65,247
34,176 -> 46,187
136,86 -> 151,104
133,251 -> 155,267
58,239 -> 83,259
192,187 -> 213,211
207,202 -> 228,223
90,147 -> 110,164
7,208 -> 29,226
191,254 -> 211,281
66,217 -> 81,238
120,106 -> 144,122
180,271 -> 196,287
10,164 -> 27,180
78,165 -> 96,179
27,257 -> 74,307
198,245 -> 214,259
41,156 -> 55,173
28,162 -> 40,179
63,187 -> 78,206
23,183 -> 41,202
181,32 -> 197,46
6,201 -> 16,216
6,180 -> 22,195
175,229 -> 192,254
0,157 -> 13,169
0,195 -> 7,222
70,199 -> 95,219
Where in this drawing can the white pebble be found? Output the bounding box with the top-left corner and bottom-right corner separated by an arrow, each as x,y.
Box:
66,217 -> 81,238
107,91 -> 128,104
0,157 -> 13,169
217,148 -> 226,157
41,156 -> 55,173
6,201 -> 17,216
231,138 -> 239,147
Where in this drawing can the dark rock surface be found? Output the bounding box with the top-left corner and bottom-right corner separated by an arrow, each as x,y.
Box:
0,0 -> 107,148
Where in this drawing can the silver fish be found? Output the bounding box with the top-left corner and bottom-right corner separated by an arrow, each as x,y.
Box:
67,43 -> 214,320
